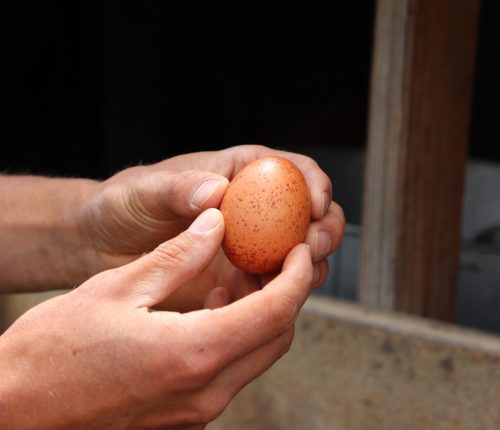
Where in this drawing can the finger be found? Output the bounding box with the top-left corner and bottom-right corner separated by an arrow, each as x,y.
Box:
304,201 -> 345,262
157,145 -> 332,220
283,153 -> 332,221
188,243 -> 313,368
133,169 -> 229,219
200,250 -> 262,304
211,326 -> 294,400
259,247 -> 332,290
204,287 -> 230,309
313,258 -> 329,289
189,326 -> 295,424
158,252 -> 261,313
228,271 -> 262,302
155,250 -> 229,312
115,209 -> 224,307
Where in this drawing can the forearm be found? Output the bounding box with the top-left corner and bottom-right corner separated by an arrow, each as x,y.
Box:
0,175 -> 98,293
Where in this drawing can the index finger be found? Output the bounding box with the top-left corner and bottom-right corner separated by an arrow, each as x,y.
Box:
193,243 -> 314,367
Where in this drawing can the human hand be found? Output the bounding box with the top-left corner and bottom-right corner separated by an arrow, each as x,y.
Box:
77,145 -> 344,289
0,209 -> 320,429
153,145 -> 344,311
158,145 -> 345,264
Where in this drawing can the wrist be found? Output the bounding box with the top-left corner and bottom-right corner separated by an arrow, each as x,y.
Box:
0,175 -> 99,292
57,178 -> 101,288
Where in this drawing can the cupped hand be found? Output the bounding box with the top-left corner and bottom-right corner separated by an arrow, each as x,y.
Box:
154,145 -> 344,311
77,145 -> 344,284
0,209 -> 320,429
77,165 -> 229,275
160,145 -> 345,262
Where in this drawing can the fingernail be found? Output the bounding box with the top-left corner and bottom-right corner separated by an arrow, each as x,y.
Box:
191,179 -> 225,209
321,192 -> 331,217
315,231 -> 331,260
189,209 -> 222,233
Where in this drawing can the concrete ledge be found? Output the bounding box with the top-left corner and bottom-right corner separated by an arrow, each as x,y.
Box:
210,296 -> 500,430
0,290 -> 65,331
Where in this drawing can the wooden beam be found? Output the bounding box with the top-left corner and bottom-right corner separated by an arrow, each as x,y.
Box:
359,0 -> 480,320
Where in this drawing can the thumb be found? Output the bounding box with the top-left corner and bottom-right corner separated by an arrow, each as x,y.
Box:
133,170 -> 229,220
119,209 -> 225,307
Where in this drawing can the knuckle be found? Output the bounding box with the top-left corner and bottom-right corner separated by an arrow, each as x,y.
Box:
298,265 -> 314,286
132,172 -> 168,218
334,202 -> 346,226
331,203 -> 346,245
171,170 -> 200,195
174,350 -> 220,390
280,305 -> 298,333
153,235 -> 195,267
295,154 -> 320,176
77,269 -> 119,299
288,261 -> 313,290
268,297 -> 298,336
193,392 -> 231,423
279,327 -> 296,357
190,356 -> 219,386
302,155 -> 318,169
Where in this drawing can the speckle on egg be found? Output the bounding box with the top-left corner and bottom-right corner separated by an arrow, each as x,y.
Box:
220,156 -> 311,275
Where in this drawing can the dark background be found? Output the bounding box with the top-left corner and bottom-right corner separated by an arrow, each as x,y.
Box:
1,1 -> 498,180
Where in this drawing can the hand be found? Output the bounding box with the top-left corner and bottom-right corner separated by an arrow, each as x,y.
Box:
142,145 -> 344,312
77,145 -> 345,288
162,145 -> 345,262
0,209 -> 321,429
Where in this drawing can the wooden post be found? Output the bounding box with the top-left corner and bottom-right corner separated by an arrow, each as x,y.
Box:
359,0 -> 480,320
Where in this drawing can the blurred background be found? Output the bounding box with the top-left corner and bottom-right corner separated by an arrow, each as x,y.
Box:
1,1 -> 499,333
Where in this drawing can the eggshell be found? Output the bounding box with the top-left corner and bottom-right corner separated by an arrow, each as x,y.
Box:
220,156 -> 311,274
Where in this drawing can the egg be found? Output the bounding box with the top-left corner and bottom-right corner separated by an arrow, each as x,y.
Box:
220,156 -> 311,275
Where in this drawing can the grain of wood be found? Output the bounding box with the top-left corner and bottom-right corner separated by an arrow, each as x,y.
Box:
359,0 -> 480,320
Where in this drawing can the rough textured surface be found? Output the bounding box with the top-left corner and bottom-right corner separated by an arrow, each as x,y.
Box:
209,297 -> 500,430
0,290 -> 65,331
220,156 -> 311,274
359,0 -> 479,320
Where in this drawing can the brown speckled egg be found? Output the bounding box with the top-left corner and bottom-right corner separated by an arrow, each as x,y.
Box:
220,156 -> 311,275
